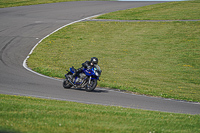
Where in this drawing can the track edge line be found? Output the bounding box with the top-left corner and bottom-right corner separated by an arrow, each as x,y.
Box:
22,14 -> 102,81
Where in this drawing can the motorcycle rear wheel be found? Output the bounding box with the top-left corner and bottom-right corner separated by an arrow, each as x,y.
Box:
85,79 -> 97,92
63,79 -> 72,89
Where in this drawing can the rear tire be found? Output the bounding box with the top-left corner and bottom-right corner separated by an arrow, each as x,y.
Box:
85,79 -> 97,92
63,79 -> 72,89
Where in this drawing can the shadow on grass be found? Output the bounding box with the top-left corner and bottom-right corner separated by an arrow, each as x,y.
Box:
0,130 -> 21,133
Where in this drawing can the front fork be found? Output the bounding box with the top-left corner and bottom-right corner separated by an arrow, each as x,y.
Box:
88,76 -> 91,85
65,74 -> 75,86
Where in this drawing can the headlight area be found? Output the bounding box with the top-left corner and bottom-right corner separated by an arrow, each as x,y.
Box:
94,71 -> 99,77
95,70 -> 101,77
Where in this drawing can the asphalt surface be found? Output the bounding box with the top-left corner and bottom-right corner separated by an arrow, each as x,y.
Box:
0,1 -> 199,115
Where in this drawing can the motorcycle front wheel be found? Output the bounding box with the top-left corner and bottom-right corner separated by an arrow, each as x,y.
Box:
63,79 -> 72,89
85,79 -> 97,92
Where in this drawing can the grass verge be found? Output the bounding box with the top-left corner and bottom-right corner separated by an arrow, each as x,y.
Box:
96,1 -> 200,20
28,20 -> 200,102
1,94 -> 200,133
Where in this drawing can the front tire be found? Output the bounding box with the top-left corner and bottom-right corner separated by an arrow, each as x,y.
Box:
63,79 -> 72,89
85,79 -> 97,92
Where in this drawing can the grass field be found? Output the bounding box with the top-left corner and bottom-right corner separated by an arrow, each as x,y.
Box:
27,1 -> 200,101
1,94 -> 200,133
96,1 -> 200,20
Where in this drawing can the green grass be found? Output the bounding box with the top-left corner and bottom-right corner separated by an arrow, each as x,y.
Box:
1,94 -> 200,133
28,20 -> 200,102
96,1 -> 200,20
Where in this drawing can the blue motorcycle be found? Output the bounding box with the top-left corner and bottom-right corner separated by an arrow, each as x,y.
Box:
63,65 -> 102,92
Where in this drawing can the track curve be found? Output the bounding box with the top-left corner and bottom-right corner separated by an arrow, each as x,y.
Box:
0,1 -> 199,114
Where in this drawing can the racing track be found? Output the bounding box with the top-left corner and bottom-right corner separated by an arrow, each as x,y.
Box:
0,1 -> 199,115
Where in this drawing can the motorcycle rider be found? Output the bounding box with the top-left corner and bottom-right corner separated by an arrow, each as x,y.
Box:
73,57 -> 98,77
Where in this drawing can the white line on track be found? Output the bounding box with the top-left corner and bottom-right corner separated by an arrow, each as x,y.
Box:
22,14 -> 102,81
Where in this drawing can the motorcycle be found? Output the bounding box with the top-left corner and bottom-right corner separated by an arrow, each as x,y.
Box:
63,65 -> 102,92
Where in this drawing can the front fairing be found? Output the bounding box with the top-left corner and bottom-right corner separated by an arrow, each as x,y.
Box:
83,65 -> 101,79
92,65 -> 101,78
84,68 -> 95,76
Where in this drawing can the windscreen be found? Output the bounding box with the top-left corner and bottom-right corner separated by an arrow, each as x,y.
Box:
94,64 -> 101,72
